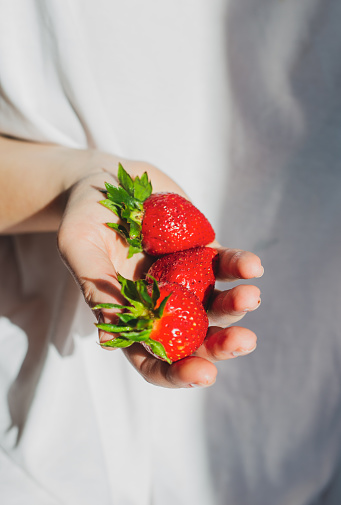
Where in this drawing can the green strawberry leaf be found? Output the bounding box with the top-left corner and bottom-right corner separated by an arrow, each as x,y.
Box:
120,207 -> 129,220
99,199 -> 119,216
96,323 -> 133,333
126,237 -> 143,249
94,275 -> 176,364
118,313 -> 138,324
100,165 -> 152,257
106,222 -> 129,239
118,274 -> 145,307
147,339 -> 172,364
127,220 -> 141,239
127,243 -> 144,258
140,172 -> 150,189
154,293 -> 172,319
92,302 -> 128,310
105,184 -> 135,208
100,337 -> 134,348
133,172 -> 152,202
136,280 -> 153,309
118,163 -> 135,196
120,329 -> 152,341
127,207 -> 144,222
148,276 -> 161,307
136,319 -> 153,330
104,183 -> 122,201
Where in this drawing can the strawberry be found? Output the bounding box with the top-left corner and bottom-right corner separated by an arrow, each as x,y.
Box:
100,164 -> 215,257
147,246 -> 219,308
94,274 -> 209,364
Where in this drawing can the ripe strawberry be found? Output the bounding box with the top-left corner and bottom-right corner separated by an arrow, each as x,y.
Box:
100,164 -> 215,257
94,274 -> 209,364
147,246 -> 219,308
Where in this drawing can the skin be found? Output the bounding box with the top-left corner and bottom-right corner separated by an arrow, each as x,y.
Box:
0,135 -> 263,389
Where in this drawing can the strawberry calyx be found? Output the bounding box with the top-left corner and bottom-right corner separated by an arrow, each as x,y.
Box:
93,274 -> 173,364
100,164 -> 152,258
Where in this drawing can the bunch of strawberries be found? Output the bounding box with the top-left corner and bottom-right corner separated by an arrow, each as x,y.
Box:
94,164 -> 218,364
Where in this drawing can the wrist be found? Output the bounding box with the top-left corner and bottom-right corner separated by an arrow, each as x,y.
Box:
59,148 -> 119,192
0,137 -> 119,234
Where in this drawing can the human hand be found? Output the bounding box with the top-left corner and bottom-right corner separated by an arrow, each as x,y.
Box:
121,244 -> 263,388
58,155 -> 263,389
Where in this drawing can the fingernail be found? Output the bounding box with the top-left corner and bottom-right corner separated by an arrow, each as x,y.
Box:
243,298 -> 261,312
189,380 -> 216,388
232,345 -> 257,357
255,266 -> 264,278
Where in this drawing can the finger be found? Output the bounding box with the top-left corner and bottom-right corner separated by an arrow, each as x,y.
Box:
58,207 -> 150,341
60,235 -> 124,346
124,344 -> 217,389
195,325 -> 257,362
216,248 -> 264,281
58,219 -> 128,347
208,284 -> 261,326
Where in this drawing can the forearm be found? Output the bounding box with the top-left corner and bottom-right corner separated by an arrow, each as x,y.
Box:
0,136 -> 115,234
0,136 -> 187,235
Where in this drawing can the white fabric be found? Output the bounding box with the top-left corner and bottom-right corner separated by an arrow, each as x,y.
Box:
1,0 -> 341,504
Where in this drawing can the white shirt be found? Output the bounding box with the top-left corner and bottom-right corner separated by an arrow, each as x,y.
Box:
1,1 -> 341,504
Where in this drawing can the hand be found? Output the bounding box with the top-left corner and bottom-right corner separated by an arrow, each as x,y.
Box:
122,245 -> 262,388
58,156 -> 263,389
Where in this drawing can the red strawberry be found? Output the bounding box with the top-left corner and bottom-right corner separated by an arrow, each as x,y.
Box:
147,246 -> 219,307
140,192 -> 215,256
100,164 -> 215,257
94,274 -> 209,364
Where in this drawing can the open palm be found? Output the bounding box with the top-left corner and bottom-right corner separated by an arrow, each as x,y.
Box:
58,159 -> 263,388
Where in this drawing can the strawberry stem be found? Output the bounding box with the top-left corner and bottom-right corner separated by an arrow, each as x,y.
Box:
100,164 -> 152,257
94,274 -> 173,364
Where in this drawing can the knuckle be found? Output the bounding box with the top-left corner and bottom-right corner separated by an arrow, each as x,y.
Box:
78,278 -> 95,307
228,250 -> 243,271
139,358 -> 160,385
